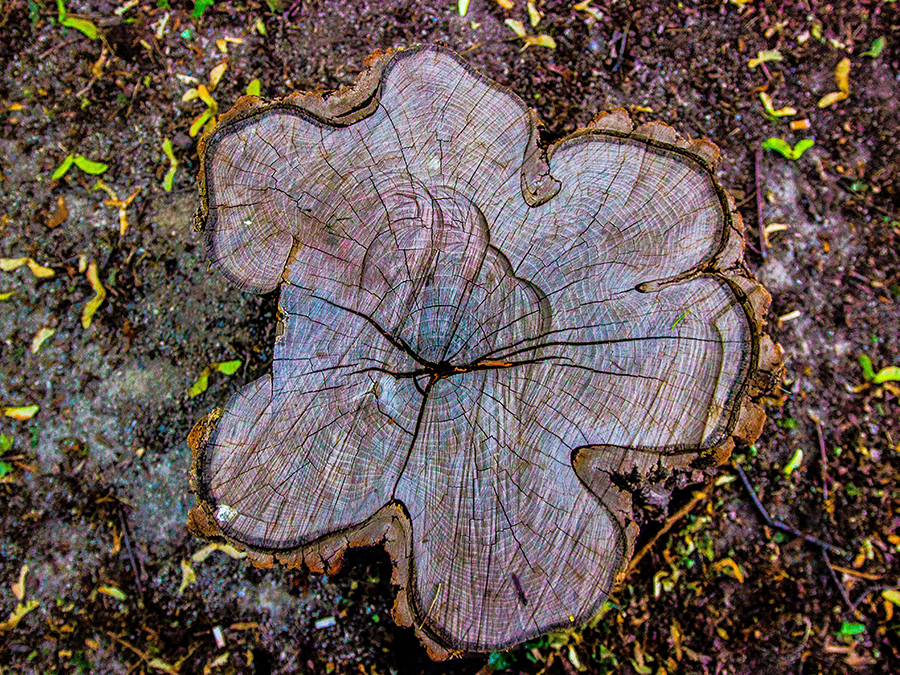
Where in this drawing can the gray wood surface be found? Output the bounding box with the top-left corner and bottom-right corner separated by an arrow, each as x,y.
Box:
189,45 -> 773,655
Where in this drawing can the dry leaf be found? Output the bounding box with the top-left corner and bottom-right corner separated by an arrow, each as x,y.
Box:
209,62 -> 228,90
47,195 -> 68,228
178,559 -> 197,594
30,327 -> 55,354
12,565 -> 28,601
0,600 -> 39,632
818,58 -> 851,108
81,262 -> 107,329
192,543 -> 248,563
3,405 -> 39,421
0,257 -> 54,278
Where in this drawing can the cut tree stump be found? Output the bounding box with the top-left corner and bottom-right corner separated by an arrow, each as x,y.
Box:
188,45 -> 780,657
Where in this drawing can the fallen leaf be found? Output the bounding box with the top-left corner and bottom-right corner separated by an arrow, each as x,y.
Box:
0,291 -> 13,300
861,37 -> 885,59
759,92 -> 796,118
818,58 -> 850,108
0,599 -> 39,632
209,62 -> 228,90
47,195 -> 69,228
81,261 -> 106,328
178,559 -> 197,594
783,448 -> 803,475
162,138 -> 179,191
73,155 -> 109,174
748,49 -> 782,68
97,585 -> 126,600
883,589 -> 900,607
527,0 -> 542,27
1,257 -> 55,278
458,0 -> 470,16
188,359 -> 242,397
762,137 -> 814,160
523,34 -> 556,49
56,0 -> 98,40
246,79 -> 261,97
504,18 -> 527,38
12,565 -> 28,601
3,405 -> 39,421
192,542 -> 248,563
494,0 -> 514,8
52,155 -> 75,180
30,327 -> 55,354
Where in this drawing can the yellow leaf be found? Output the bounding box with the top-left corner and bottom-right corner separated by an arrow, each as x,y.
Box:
1,257 -> 54,278
148,658 -> 179,674
178,559 -> 197,595
3,405 -> 39,421
458,0 -> 470,16
834,57 -> 850,93
527,0 -> 542,27
712,557 -> 745,583
81,261 -> 106,329
27,260 -> 55,278
209,62 -> 228,90
197,84 -> 217,110
12,564 -> 28,601
883,589 -> 900,607
504,18 -> 527,38
523,34 -> 556,49
30,327 -> 55,353
192,542 -> 248,563
817,90 -> 848,108
494,0 -> 513,8
748,49 -> 782,68
97,585 -> 126,600
0,599 -> 39,632
0,291 -> 13,300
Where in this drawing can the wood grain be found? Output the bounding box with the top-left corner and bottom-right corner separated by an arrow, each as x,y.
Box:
189,45 -> 778,655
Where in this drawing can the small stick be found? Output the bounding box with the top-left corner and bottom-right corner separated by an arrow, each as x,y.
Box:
754,148 -> 766,259
625,478 -> 714,576
809,412 -> 829,503
822,550 -> 859,617
118,505 -> 145,597
733,462 -> 848,557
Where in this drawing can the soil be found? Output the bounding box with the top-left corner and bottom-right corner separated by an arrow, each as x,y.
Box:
0,1 -> 898,674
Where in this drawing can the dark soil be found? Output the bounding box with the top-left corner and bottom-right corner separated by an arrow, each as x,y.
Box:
0,1 -> 898,674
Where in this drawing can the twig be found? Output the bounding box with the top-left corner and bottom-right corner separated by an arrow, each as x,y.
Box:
809,412 -> 829,502
822,550 -> 859,617
118,504 -> 145,597
754,148 -> 766,259
733,462 -> 848,557
853,584 -> 899,610
625,478 -> 715,576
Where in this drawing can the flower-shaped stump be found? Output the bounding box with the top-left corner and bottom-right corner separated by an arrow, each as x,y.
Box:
188,45 -> 780,657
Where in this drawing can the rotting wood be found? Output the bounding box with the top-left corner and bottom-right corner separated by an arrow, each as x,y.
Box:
187,45 -> 781,657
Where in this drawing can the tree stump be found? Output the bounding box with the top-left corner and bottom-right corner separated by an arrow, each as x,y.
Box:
188,45 -> 780,657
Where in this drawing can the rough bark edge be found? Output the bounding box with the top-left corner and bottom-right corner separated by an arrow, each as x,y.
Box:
188,58 -> 783,659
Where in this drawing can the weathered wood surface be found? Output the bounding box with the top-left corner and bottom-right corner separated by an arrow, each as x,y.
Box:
188,45 -> 779,656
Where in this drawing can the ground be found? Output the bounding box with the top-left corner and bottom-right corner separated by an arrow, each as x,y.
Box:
0,0 -> 898,674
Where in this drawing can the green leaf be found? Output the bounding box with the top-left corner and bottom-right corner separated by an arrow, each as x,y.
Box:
213,359 -> 242,375
0,433 -> 12,452
72,155 -> 108,174
861,37 -> 885,58
56,0 -> 98,39
52,154 -> 75,180
839,620 -> 866,636
246,79 -> 261,97
162,165 -> 177,191
872,365 -> 900,384
762,137 -> 814,160
162,138 -> 176,162
783,448 -> 803,476
0,460 -> 13,479
188,370 -> 210,398
192,0 -> 214,18
859,354 -> 875,381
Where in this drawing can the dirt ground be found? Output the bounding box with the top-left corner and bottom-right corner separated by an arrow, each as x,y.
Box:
0,0 -> 898,673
